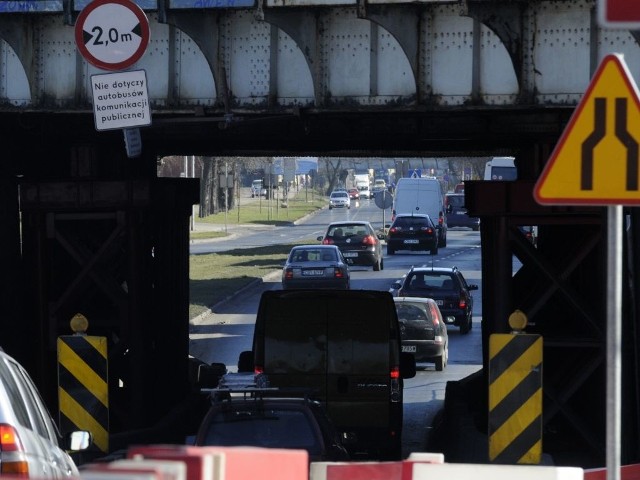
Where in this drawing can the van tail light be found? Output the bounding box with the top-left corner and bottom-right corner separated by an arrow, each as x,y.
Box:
0,424 -> 29,476
284,268 -> 294,279
322,238 -> 333,245
334,268 -> 344,278
459,297 -> 467,309
254,365 -> 264,374
390,367 -> 401,402
362,235 -> 377,245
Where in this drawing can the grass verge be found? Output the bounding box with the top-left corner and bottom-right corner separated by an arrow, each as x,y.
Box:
189,192 -> 327,319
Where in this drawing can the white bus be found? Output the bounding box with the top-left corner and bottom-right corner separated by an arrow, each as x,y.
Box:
484,157 -> 517,180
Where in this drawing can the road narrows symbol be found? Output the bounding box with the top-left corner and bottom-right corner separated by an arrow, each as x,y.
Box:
534,54 -> 640,206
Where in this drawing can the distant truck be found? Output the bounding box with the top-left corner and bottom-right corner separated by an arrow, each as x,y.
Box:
354,173 -> 370,187
484,157 -> 517,180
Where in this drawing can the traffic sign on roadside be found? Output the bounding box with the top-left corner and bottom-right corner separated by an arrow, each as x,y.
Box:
534,54 -> 640,206
75,0 -> 150,71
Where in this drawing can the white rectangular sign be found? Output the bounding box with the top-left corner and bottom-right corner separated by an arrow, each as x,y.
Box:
91,70 -> 151,131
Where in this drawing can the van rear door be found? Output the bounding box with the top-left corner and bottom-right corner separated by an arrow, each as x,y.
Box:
325,293 -> 396,432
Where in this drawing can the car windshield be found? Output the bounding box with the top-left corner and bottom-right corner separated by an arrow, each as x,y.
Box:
408,273 -> 456,290
331,192 -> 348,198
202,408 -> 322,453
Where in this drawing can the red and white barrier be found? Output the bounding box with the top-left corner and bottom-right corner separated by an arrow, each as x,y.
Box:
80,457 -> 186,480
127,444 -> 308,480
310,451 -> 444,480
584,464 -> 640,480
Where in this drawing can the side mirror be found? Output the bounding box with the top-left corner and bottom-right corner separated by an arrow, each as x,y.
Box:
316,235 -> 324,241
66,430 -> 92,451
391,281 -> 402,290
400,352 -> 417,379
468,284 -> 479,291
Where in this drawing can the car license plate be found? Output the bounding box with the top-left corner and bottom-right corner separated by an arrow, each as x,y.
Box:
404,239 -> 419,244
343,252 -> 358,257
456,211 -> 466,215
302,269 -> 324,276
402,345 -> 417,353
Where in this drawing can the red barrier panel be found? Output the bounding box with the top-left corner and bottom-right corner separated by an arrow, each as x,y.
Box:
309,452 -> 445,480
584,464 -> 640,480
80,458 -> 186,480
127,444 -> 308,480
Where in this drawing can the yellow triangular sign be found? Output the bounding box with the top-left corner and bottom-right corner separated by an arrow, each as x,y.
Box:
535,54 -> 640,205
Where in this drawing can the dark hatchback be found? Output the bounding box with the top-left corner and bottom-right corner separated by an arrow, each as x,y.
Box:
386,213 -> 439,255
317,221 -> 384,271
445,193 -> 480,231
394,297 -> 448,371
392,266 -> 478,334
194,381 -> 351,463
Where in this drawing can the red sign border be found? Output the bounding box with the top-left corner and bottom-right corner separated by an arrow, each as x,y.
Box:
75,0 -> 150,71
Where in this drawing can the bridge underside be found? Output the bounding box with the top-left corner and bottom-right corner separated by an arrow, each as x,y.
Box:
0,107 -> 638,466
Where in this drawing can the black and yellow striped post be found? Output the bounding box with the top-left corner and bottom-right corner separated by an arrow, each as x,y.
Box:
57,313 -> 109,453
488,310 -> 542,464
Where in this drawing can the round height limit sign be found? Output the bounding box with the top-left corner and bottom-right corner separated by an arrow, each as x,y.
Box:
75,0 -> 150,71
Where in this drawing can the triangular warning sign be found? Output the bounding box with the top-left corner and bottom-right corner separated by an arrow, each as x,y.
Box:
534,54 -> 640,205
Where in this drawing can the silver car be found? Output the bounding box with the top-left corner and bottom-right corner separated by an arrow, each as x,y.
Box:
0,348 -> 91,477
282,245 -> 350,290
329,191 -> 350,209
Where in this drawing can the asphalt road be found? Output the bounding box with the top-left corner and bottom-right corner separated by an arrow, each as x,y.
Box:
189,198 -> 484,460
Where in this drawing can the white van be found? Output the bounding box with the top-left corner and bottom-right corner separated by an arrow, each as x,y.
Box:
484,157 -> 517,180
392,177 -> 447,247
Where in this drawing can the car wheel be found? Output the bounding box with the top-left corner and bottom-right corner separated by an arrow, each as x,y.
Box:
440,235 -> 447,248
329,206 -> 333,210
430,245 -> 438,255
435,355 -> 444,371
387,247 -> 395,255
460,316 -> 471,335
380,257 -> 384,270
373,258 -> 381,271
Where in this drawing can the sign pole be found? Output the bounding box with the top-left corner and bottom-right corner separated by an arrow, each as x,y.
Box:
607,205 -> 622,480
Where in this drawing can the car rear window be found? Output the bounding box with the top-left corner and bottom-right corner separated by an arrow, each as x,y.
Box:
408,273 -> 456,290
327,224 -> 369,237
446,195 -> 464,207
396,303 -> 429,322
393,217 -> 430,228
291,249 -> 329,262
203,407 -> 322,453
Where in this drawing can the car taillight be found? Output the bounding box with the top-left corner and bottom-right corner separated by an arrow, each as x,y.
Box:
420,226 -> 434,234
459,297 -> 467,309
254,365 -> 264,374
284,268 -> 294,279
322,238 -> 333,245
438,215 -> 444,226
0,424 -> 28,476
334,268 -> 344,278
390,367 -> 401,402
362,235 -> 377,245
